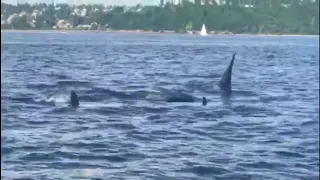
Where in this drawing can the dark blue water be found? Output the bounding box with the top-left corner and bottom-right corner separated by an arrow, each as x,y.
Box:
1,32 -> 319,180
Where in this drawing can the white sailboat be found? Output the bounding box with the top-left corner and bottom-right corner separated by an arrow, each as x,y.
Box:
200,24 -> 208,36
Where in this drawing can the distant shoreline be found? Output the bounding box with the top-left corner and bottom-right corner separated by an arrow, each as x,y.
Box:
1,29 -> 318,37
1,29 -> 176,34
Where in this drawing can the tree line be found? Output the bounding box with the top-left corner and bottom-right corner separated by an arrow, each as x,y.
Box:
1,0 -> 319,35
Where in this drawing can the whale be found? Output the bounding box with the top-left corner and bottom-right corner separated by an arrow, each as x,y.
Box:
166,93 -> 194,103
218,53 -> 236,96
166,93 -> 207,106
68,90 -> 206,107
70,91 -> 79,108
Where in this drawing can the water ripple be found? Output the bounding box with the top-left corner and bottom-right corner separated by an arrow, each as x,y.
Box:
1,32 -> 319,180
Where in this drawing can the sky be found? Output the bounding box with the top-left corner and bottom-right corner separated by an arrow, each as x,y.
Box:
2,0 -> 161,6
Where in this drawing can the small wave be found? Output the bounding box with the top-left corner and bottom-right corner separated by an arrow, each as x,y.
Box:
183,165 -> 230,176
147,114 -> 161,120
212,109 -> 233,118
76,154 -> 127,162
143,107 -> 171,113
300,119 -> 317,127
180,128 -> 210,140
1,147 -> 14,155
232,105 -> 282,117
35,94 -> 69,106
9,94 -> 57,107
237,160 -> 285,169
276,127 -> 301,135
85,106 -> 123,116
267,54 -> 276,59
57,80 -> 93,88
193,111 -> 216,118
232,90 -> 259,97
259,94 -> 292,103
46,162 -> 106,169
273,150 -> 306,158
69,169 -> 104,180
26,120 -> 50,125
127,129 -> 159,142
10,97 -> 35,105
61,142 -> 109,149
19,152 -> 58,161
108,122 -> 136,131
48,107 -> 74,114
216,121 -> 239,127
84,87 -> 143,100
26,83 -> 57,90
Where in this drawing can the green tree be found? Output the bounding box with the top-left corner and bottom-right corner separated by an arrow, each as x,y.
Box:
1,1 -> 318,35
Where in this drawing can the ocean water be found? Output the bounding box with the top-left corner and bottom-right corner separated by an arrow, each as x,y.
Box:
1,32 -> 319,180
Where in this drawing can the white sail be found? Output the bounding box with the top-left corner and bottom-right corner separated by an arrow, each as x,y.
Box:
200,24 -> 208,36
